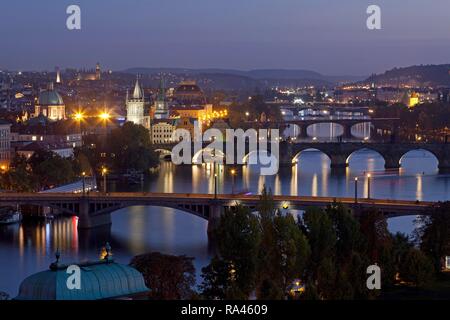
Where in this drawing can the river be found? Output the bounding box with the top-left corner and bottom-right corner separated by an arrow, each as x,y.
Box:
0,123 -> 449,297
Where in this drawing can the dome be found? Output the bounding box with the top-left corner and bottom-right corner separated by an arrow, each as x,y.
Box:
15,260 -> 149,300
38,89 -> 64,106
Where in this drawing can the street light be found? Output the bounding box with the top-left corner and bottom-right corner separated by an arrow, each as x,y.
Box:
367,173 -> 371,200
81,171 -> 86,195
74,112 -> 84,121
214,173 -> 218,199
230,169 -> 236,195
99,111 -> 110,121
354,177 -> 358,203
74,111 -> 84,138
102,167 -> 108,194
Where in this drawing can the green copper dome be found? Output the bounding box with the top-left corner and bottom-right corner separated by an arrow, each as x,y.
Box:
15,259 -> 149,300
37,89 -> 64,106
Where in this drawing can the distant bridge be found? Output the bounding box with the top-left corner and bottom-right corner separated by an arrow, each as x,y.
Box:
273,117 -> 398,139
154,141 -> 450,171
0,192 -> 435,230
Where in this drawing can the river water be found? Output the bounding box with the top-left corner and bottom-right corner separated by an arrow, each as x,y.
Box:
0,124 -> 449,297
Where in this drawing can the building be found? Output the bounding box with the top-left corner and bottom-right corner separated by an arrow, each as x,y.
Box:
151,119 -> 177,144
173,80 -> 206,106
15,245 -> 149,300
16,142 -> 74,159
126,78 -> 150,129
154,77 -> 169,119
176,117 -> 198,142
34,83 -> 66,121
0,120 -> 11,169
402,91 -> 420,108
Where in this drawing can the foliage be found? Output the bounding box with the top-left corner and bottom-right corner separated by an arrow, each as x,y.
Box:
399,248 -> 435,287
78,122 -> 159,174
415,202 -> 450,272
130,252 -> 196,300
214,205 -> 262,298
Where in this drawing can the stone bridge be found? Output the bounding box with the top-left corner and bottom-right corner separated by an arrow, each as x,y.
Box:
277,118 -> 398,139
154,141 -> 450,171
0,192 -> 435,230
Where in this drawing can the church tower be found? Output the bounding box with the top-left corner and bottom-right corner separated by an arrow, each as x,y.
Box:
56,67 -> 61,84
154,76 -> 169,119
95,63 -> 101,80
126,77 -> 150,129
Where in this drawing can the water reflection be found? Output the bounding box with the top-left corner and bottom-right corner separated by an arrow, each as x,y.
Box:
0,148 -> 449,297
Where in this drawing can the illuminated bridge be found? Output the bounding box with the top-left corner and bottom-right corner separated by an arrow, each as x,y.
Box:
154,141 -> 450,171
0,192 -> 435,230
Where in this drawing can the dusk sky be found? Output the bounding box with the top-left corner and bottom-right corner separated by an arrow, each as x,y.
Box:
1,0 -> 450,75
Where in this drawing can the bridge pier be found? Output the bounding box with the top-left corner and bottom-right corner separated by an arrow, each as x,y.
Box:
279,141 -> 294,166
438,159 -> 450,173
207,202 -> 224,236
342,125 -> 353,140
384,156 -> 401,170
77,198 -> 112,229
330,154 -> 348,168
297,125 -> 308,139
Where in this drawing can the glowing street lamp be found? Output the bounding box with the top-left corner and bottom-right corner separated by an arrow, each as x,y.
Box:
81,171 -> 86,195
99,112 -> 111,121
367,174 -> 371,199
102,167 -> 108,194
74,112 -> 85,137
230,169 -> 236,195
214,173 -> 218,199
354,177 -> 358,203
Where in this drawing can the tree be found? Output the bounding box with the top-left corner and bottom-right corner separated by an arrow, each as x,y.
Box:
0,156 -> 37,192
302,207 -> 337,276
129,252 -> 196,300
399,248 -> 434,287
28,149 -> 76,189
105,122 -> 158,173
415,202 -> 450,272
200,257 -> 247,300
359,209 -> 391,262
214,205 -> 262,298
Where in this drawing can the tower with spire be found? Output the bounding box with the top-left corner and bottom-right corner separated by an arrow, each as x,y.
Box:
95,63 -> 101,80
154,76 -> 169,119
126,76 -> 150,129
55,67 -> 61,84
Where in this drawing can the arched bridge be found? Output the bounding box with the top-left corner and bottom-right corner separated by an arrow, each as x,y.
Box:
283,141 -> 450,170
0,192 -> 435,230
154,141 -> 450,171
272,118 -> 398,139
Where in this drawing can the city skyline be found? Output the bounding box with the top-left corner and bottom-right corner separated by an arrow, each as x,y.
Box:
1,0 -> 450,75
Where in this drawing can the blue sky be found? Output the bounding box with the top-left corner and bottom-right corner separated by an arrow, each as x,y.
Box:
1,0 -> 450,75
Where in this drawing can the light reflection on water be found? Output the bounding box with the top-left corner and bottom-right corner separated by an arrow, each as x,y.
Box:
0,147 -> 449,296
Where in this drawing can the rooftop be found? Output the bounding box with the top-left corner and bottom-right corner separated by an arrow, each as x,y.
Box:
15,246 -> 149,300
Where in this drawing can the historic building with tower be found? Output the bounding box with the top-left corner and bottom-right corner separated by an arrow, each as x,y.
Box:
126,78 -> 150,130
154,77 -> 169,119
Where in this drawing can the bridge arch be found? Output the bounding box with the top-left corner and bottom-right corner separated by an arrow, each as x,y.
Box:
242,150 -> 276,165
292,148 -> 332,165
192,148 -> 225,164
346,147 -> 386,169
304,122 -> 344,139
399,148 -> 439,171
154,149 -> 172,160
